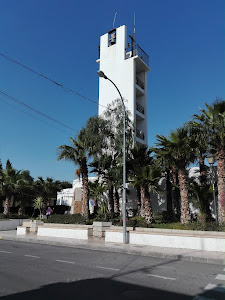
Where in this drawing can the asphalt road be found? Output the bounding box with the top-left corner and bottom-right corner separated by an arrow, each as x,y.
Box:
0,240 -> 224,300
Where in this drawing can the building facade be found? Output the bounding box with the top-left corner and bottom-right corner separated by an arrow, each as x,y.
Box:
97,25 -> 150,145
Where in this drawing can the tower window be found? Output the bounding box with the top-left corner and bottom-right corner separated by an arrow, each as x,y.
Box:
108,29 -> 116,46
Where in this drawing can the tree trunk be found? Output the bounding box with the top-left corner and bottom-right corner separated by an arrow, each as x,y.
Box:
143,186 -> 153,224
166,169 -> 173,218
140,186 -> 145,218
108,178 -> 114,214
171,165 -> 180,219
178,168 -> 190,224
3,196 -> 10,215
199,156 -> 207,186
136,186 -> 141,215
216,148 -> 225,224
80,158 -> 89,220
93,196 -> 98,214
114,188 -> 120,214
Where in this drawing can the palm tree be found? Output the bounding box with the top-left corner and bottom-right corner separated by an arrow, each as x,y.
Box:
188,176 -> 212,221
89,179 -> 106,214
150,144 -> 174,219
127,145 -> 151,217
160,128 -> 195,224
0,160 -> 31,215
193,100 -> 225,223
131,164 -> 161,224
129,145 -> 161,224
32,197 -> 44,219
90,154 -> 117,214
186,121 -> 209,186
57,135 -> 89,220
154,135 -> 180,219
34,177 -> 64,206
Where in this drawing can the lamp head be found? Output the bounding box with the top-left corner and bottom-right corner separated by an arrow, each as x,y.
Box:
97,70 -> 108,79
206,154 -> 215,165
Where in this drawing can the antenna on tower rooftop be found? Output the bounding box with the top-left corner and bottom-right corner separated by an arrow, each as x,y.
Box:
112,12 -> 117,28
134,12 -> 136,40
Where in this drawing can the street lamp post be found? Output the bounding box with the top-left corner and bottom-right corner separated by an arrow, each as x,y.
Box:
97,70 -> 127,244
206,154 -> 217,222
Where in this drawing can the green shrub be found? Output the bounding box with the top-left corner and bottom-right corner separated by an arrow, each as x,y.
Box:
116,216 -> 151,228
153,211 -> 164,223
153,210 -> 175,223
0,213 -> 28,219
93,212 -> 120,225
148,221 -> 225,231
45,214 -> 89,225
114,216 -> 225,231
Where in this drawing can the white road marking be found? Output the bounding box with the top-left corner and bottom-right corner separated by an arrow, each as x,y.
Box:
204,283 -> 218,290
56,259 -> 75,264
24,255 -> 40,258
193,296 -> 211,300
0,250 -> 12,254
96,266 -> 120,271
147,274 -> 176,281
215,274 -> 225,281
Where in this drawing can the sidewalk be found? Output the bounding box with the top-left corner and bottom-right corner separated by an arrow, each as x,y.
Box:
0,230 -> 224,265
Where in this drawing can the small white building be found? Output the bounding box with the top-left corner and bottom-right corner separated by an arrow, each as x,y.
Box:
57,176 -> 167,215
97,25 -> 150,145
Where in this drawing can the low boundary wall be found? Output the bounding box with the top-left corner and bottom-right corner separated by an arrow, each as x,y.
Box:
105,227 -> 225,252
37,224 -> 93,240
0,219 -> 27,231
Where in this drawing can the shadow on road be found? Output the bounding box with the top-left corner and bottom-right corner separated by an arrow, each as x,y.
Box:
0,277 -> 193,300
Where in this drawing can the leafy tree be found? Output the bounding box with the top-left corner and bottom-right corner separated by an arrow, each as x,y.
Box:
83,99 -> 134,215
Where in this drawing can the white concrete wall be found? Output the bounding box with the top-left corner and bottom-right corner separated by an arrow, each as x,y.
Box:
105,229 -> 225,252
0,219 -> 24,231
129,232 -> 225,252
37,226 -> 92,240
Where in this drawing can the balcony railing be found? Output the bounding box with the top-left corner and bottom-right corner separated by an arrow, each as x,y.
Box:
136,129 -> 144,140
136,77 -> 144,89
136,102 -> 144,114
126,44 -> 149,66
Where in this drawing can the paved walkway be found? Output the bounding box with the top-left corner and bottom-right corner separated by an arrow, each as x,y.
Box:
0,230 -> 224,265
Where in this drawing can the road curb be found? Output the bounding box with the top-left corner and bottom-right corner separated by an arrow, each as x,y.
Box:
0,235 -> 224,265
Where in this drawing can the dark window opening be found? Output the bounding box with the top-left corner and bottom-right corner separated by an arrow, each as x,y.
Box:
108,29 -> 116,46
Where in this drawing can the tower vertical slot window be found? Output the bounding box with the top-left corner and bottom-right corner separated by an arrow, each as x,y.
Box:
108,29 -> 116,46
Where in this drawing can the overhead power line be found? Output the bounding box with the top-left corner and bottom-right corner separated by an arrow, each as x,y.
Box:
0,90 -> 79,135
0,97 -> 75,136
0,52 -> 108,110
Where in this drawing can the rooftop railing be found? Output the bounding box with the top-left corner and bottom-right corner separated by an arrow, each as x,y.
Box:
136,102 -> 144,114
136,77 -> 144,89
126,44 -> 149,66
136,128 -> 145,140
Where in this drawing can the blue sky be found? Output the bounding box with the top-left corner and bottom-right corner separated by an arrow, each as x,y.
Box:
0,0 -> 224,182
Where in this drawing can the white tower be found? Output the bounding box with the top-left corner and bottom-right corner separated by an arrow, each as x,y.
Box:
97,25 -> 150,145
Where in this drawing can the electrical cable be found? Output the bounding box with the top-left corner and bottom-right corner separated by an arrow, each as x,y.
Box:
0,52 -> 108,110
0,97 -> 76,136
0,90 -> 79,134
